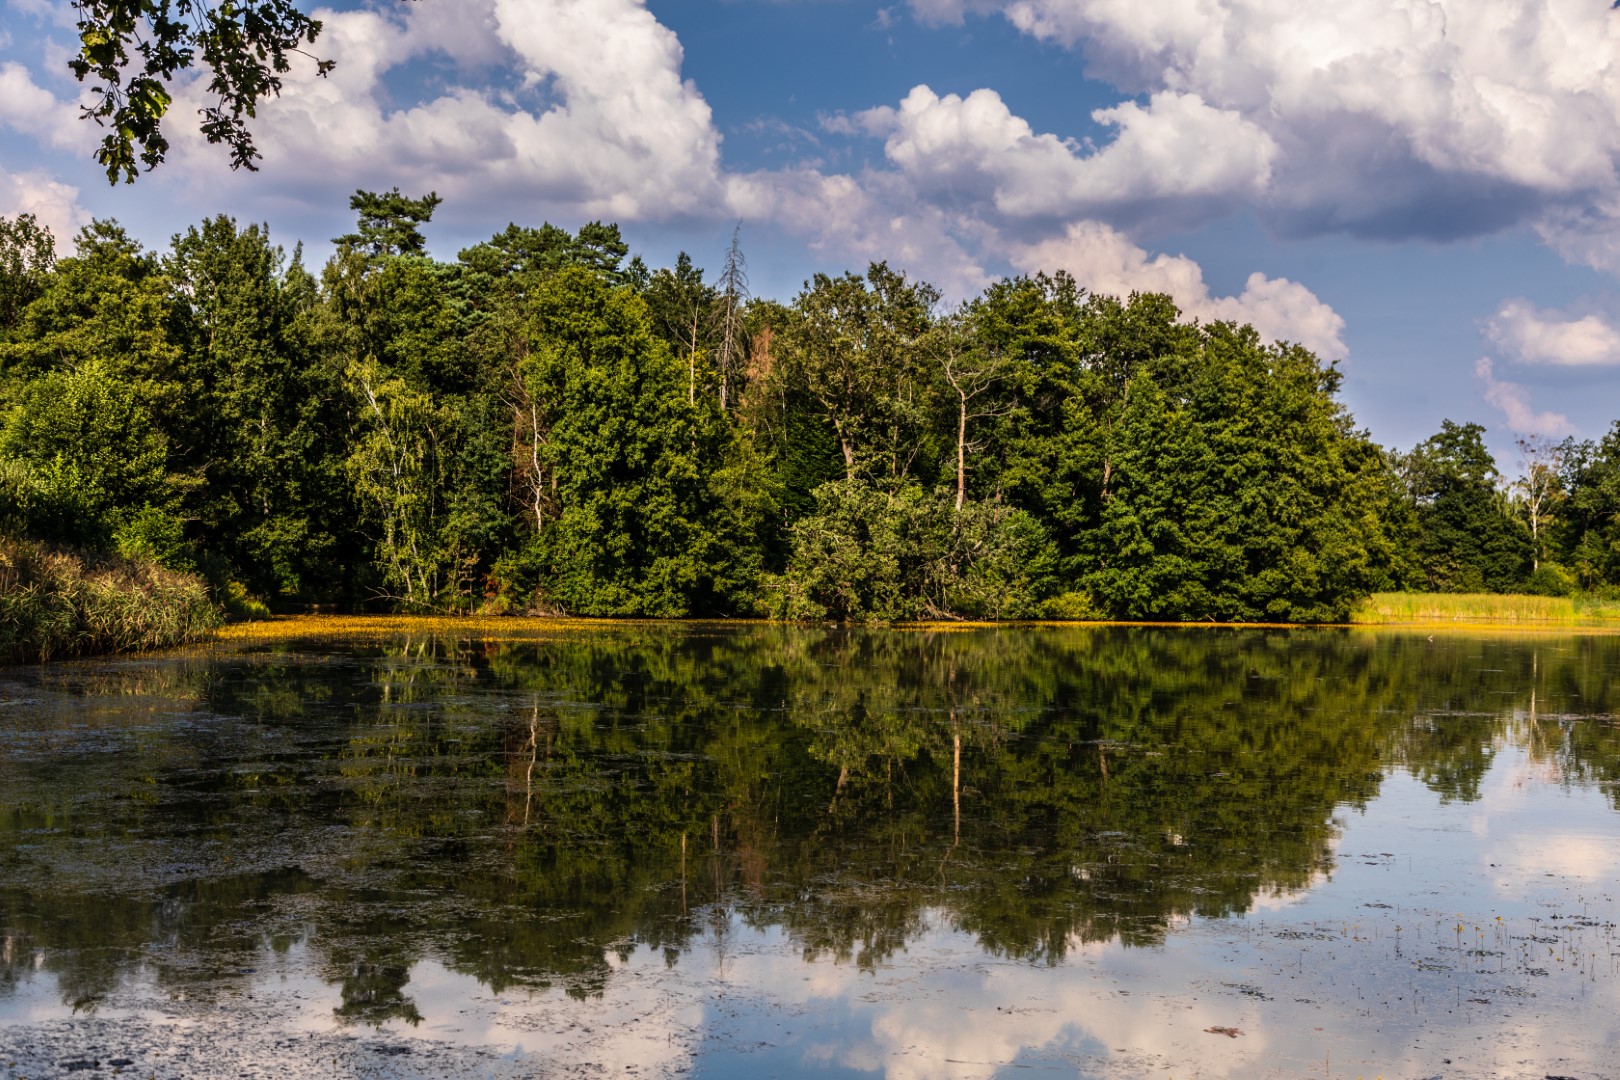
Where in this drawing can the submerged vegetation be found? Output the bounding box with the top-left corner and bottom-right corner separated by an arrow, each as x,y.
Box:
4,199 -> 1620,627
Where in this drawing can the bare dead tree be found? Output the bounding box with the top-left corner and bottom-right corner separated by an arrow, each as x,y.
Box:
714,223 -> 750,411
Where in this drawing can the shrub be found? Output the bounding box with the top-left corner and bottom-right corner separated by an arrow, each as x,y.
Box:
0,537 -> 219,663
764,480 -> 1057,622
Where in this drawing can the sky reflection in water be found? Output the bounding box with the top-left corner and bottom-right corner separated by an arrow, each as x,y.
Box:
1,624 -> 1618,1077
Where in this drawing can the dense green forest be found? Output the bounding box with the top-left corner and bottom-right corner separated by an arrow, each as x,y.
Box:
3,193 -> 1618,624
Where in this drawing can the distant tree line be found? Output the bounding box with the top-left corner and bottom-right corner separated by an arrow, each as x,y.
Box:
2,195 -> 1617,622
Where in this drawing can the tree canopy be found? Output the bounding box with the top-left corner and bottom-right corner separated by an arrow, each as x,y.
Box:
1,196 -> 1603,621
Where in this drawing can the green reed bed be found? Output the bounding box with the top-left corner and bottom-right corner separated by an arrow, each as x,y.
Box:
1351,591 -> 1620,626
0,538 -> 220,663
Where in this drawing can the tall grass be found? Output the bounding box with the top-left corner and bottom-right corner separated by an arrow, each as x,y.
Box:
1351,592 -> 1620,625
0,538 -> 220,663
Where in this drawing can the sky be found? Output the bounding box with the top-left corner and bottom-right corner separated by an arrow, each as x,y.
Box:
4,0 -> 1620,462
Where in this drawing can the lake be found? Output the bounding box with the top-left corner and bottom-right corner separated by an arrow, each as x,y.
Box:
2,621 -> 1618,1078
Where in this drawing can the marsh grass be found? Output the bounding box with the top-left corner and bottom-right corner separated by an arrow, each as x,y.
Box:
1351,592 -> 1620,626
0,538 -> 220,663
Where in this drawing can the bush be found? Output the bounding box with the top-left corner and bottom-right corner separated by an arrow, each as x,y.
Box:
763,480 -> 1057,622
0,538 -> 220,663
1520,562 -> 1578,598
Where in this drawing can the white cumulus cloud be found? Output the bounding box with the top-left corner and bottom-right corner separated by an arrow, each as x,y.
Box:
1474,356 -> 1574,435
0,165 -> 90,251
1486,299 -> 1620,367
727,167 -> 996,299
157,0 -> 724,222
0,62 -> 94,153
857,85 -> 1274,231
1014,220 -> 1347,358
906,0 -> 1620,262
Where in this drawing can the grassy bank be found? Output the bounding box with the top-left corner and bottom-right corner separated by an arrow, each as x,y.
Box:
1350,591 -> 1620,626
0,538 -> 220,663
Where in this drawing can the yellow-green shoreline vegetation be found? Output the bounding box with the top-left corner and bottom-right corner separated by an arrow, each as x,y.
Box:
212,612 -> 618,643
1351,591 -> 1620,626
210,611 -> 1620,650
0,538 -> 219,663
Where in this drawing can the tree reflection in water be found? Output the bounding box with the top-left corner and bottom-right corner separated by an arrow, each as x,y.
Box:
1,624 -> 1618,1016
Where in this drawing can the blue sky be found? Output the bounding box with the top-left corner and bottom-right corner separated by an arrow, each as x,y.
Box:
4,0 -> 1620,463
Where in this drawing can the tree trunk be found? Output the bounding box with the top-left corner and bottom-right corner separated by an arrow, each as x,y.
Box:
956,394 -> 968,512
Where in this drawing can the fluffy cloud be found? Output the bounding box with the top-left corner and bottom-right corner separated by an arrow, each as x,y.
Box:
1486,299 -> 1620,367
0,62 -> 94,153
856,85 -> 1274,230
906,0 -> 1620,259
1474,357 -> 1574,435
155,0 -> 724,221
727,166 -> 997,299
1015,221 -> 1346,358
0,165 -> 90,249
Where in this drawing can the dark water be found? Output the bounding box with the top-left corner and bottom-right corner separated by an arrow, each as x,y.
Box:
1,623 -> 1618,1078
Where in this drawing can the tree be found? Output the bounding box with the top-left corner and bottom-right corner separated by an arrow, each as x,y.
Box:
345,355 -> 450,607
1557,423 -> 1620,589
774,263 -> 938,482
1511,434 -> 1566,575
1084,323 -> 1393,622
0,220 -> 190,438
0,360 -> 177,553
69,0 -> 333,183
334,188 -> 442,258
767,480 -> 1056,621
324,217 -> 508,608
1399,420 -> 1532,593
510,268 -> 740,616
933,309 -> 1010,512
166,216 -> 339,598
643,252 -> 716,404
0,215 -> 56,336
713,224 -> 749,411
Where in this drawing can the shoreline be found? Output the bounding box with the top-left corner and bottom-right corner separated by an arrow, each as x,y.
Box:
205,611 -> 1620,643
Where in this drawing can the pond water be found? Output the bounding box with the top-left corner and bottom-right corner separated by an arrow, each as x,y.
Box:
1,622 -> 1618,1079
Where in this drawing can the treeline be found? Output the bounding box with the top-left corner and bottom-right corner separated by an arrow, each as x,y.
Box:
2,194 -> 1617,622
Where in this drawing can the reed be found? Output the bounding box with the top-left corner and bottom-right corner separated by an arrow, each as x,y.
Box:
1350,591 -> 1620,626
0,538 -> 220,663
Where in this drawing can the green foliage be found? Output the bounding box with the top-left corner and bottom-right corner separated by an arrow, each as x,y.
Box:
0,221 -> 185,396
515,269 -> 741,616
0,214 -> 55,334
772,264 -> 940,482
0,536 -> 218,662
1399,420 -> 1533,592
166,215 -> 339,598
4,200 -> 1606,626
1081,323 -> 1392,622
1557,423 -> 1620,588
458,220 -> 636,286
335,188 -> 443,258
70,0 -> 331,182
0,360 -> 176,550
767,480 -> 1056,621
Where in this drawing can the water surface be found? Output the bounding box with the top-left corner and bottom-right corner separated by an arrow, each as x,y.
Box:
2,623 -> 1618,1078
